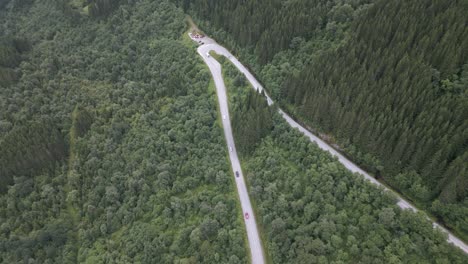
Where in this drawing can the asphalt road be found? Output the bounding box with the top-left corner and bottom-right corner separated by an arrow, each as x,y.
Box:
190,34 -> 468,256
193,36 -> 266,264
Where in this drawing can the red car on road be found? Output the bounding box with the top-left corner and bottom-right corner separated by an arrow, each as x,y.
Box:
245,212 -> 249,220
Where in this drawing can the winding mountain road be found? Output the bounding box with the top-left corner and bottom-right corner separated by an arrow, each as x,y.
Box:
190,34 -> 468,258
194,36 -> 265,264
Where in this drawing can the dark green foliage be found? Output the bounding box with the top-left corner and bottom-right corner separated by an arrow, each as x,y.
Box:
0,219 -> 71,261
221,53 -> 467,261
0,0 -> 247,262
71,106 -> 93,138
243,113 -> 467,263
3,0 -> 33,9
221,59 -> 273,155
0,120 -> 67,193
282,0 -> 468,238
1,0 -> 466,261
232,88 -> 273,155
88,0 -> 123,17
0,0 -> 10,9
0,66 -> 16,86
184,0 -> 468,240
0,36 -> 28,86
0,40 -> 20,67
177,0 -> 375,64
217,58 -> 274,155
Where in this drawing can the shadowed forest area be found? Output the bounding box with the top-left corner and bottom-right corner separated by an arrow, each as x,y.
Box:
219,56 -> 467,263
0,1 -> 247,263
0,0 -> 467,262
178,0 -> 468,241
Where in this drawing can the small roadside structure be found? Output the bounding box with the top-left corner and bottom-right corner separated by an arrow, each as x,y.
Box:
190,30 -> 205,39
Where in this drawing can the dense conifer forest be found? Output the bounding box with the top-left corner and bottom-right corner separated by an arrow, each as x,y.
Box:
217,55 -> 274,155
180,0 -> 468,240
0,1 -> 247,262
1,0 -> 467,262
221,57 -> 467,263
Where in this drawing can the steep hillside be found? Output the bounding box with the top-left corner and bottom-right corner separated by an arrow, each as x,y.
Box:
0,1 -> 247,262
178,0 -> 376,65
220,57 -> 467,263
284,0 -> 468,238
182,0 -> 468,240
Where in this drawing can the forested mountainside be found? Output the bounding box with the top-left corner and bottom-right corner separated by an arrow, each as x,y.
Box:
1,0 -> 466,262
0,36 -> 28,86
0,1 -> 247,263
284,0 -> 468,239
232,87 -> 273,155
181,0 -> 468,240
221,58 -> 467,263
177,0 -> 376,65
177,0 -> 375,64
